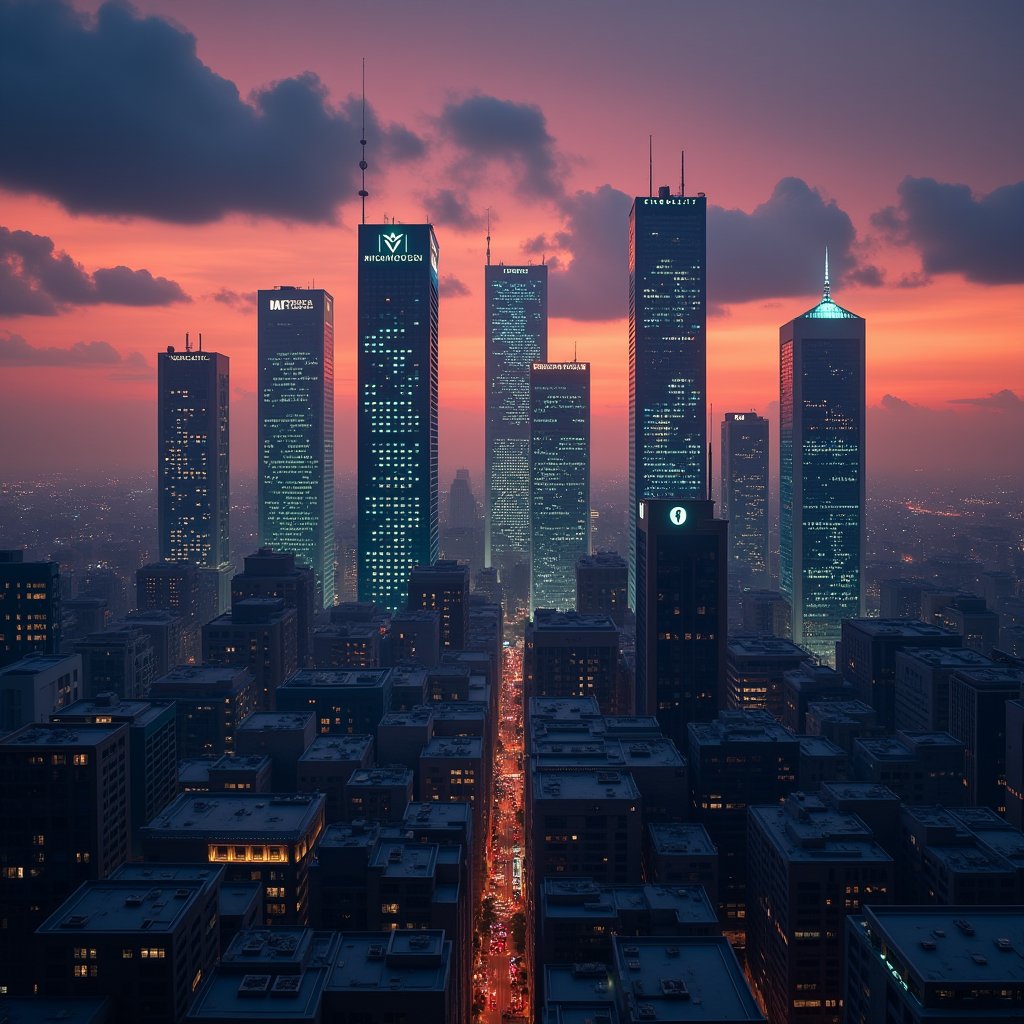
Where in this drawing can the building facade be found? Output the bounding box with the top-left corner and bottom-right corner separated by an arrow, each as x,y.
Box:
530,361 -> 590,613
257,286 -> 335,609
720,411 -> 769,586
357,224 -> 439,612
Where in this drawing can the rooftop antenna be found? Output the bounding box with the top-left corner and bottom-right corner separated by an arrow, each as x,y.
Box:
486,208 -> 491,267
707,402 -> 713,502
573,339 -> 578,363
185,331 -> 190,353
198,332 -> 202,352
680,150 -> 685,197
648,135 -> 653,198
823,246 -> 831,301
358,58 -> 368,224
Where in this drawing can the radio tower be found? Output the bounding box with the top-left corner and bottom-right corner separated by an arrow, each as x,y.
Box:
358,58 -> 368,224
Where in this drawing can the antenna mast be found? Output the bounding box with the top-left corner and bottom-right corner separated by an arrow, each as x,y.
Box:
486,208 -> 491,267
680,150 -> 685,197
707,402 -> 713,502
648,135 -> 653,198
198,332 -> 202,352
823,246 -> 831,301
185,332 -> 190,353
358,58 -> 368,224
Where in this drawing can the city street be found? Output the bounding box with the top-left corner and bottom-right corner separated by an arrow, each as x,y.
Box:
475,642 -> 529,1024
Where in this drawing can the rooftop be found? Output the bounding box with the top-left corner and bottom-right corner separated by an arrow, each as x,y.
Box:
726,636 -> 810,660
37,879 -> 208,935
298,735 -> 373,762
421,736 -> 483,759
0,653 -> 80,675
368,840 -> 438,879
402,801 -> 472,830
52,695 -> 172,728
843,618 -> 959,640
647,823 -> 717,857
820,781 -> 900,805
542,881 -> 717,926
151,664 -> 252,690
611,936 -> 765,1021
529,697 -> 603,722
346,767 -> 413,788
324,931 -> 449,993
237,712 -> 314,733
529,610 -> 619,634
144,792 -> 324,838
897,646 -> 995,671
0,722 -> 125,749
533,769 -> 641,802
689,711 -> 797,747
280,669 -> 391,690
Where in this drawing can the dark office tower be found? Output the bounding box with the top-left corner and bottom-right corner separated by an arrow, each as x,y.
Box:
485,263 -> 548,572
157,347 -> 230,576
442,469 -> 483,580
258,286 -> 335,610
0,550 -> 61,667
635,499 -> 726,748
232,548 -> 316,668
136,561 -> 199,623
720,412 -> 769,586
780,263 -> 865,665
357,224 -> 439,612
530,361 -> 590,613
576,551 -> 628,627
628,188 -> 707,608
408,560 -> 470,651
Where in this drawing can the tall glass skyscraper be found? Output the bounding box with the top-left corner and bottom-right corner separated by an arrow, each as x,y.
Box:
357,223 -> 439,612
157,347 -> 229,570
485,264 -> 548,571
257,287 -> 335,610
628,187 -> 707,608
720,411 -> 769,587
779,266 -> 865,665
530,361 -> 590,613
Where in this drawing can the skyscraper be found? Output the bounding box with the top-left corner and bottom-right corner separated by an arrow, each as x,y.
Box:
0,550 -> 61,668
157,345 -> 230,579
780,261 -> 865,664
720,411 -> 769,586
629,187 -> 707,608
530,361 -> 590,613
357,224 -> 439,612
257,286 -> 335,610
485,264 -> 548,572
635,498 -> 726,748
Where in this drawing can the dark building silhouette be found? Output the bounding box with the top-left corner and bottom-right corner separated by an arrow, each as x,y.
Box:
635,498 -> 727,748
358,224 -> 439,612
780,261 -> 865,664
408,560 -> 470,651
628,188 -> 708,609
136,561 -> 199,624
575,551 -> 628,627
0,550 -> 61,668
258,286 -> 335,610
157,345 -> 230,615
530,361 -> 591,613
721,411 -> 769,587
485,263 -> 548,574
0,652 -> 81,731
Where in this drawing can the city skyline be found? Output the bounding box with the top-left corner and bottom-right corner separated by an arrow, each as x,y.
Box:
0,1 -> 1021,487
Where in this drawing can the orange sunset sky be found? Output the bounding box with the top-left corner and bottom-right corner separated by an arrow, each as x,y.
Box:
1,0 -> 1021,487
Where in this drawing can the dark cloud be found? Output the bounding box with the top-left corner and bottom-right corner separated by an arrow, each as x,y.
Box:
0,0 -> 423,223
0,331 -> 148,367
422,189 -> 484,231
438,95 -> 562,199
210,288 -> 257,309
439,275 -> 470,298
709,178 -> 882,304
523,185 -> 631,321
948,389 -> 1022,410
0,226 -> 189,315
873,177 -> 1024,285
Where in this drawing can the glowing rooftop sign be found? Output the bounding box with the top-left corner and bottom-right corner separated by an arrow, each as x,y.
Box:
669,506 -> 688,526
268,298 -> 314,311
364,231 -> 424,263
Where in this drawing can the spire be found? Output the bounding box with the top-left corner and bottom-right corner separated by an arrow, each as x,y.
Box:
486,208 -> 491,267
358,58 -> 368,224
823,246 -> 831,302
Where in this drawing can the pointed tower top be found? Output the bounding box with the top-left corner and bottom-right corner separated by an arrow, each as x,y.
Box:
486,208 -> 491,267
823,246 -> 831,302
358,58 -> 369,224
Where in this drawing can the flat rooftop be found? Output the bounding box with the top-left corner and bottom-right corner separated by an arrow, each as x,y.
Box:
1,722 -> 125,748
611,936 -> 765,1021
151,664 -> 251,689
37,879 -> 207,934
210,754 -> 271,774
317,821 -> 386,850
858,905 -> 1024,986
347,767 -> 412,788
325,931 -> 449,994
369,839 -> 438,879
533,769 -> 641,803
298,735 -> 373,762
897,646 -> 994,670
280,669 -> 391,690
647,823 -> 717,858
856,734 -> 960,761
111,863 -> 223,887
53,696 -> 171,728
379,708 -> 433,726
727,636 -> 810,660
807,700 -> 876,721
0,999 -> 109,1024
403,801 -> 472,829
820,782 -> 900,804
750,796 -> 891,864
144,792 -> 324,837
529,610 -> 618,634
529,697 -> 603,722
421,737 -> 483,759
950,666 -> 1024,688
926,843 -> 1015,875
798,736 -> 846,758
237,713 -> 313,733
689,712 -> 797,747
844,618 -> 960,640
0,653 -> 79,674
542,881 -> 716,926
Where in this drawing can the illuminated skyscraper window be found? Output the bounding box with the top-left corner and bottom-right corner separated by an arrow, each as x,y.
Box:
628,189 -> 707,608
530,362 -> 590,613
357,225 -> 439,613
485,264 -> 547,572
257,288 -> 335,610
779,263 -> 865,665
721,412 -> 769,587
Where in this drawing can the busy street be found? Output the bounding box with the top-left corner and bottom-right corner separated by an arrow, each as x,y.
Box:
475,641 -> 529,1023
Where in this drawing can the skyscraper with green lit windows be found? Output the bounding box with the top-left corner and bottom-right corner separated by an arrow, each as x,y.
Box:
357,224 -> 439,612
258,286 -> 335,610
779,262 -> 865,665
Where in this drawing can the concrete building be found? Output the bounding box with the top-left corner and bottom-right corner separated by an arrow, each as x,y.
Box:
1006,698 -> 1024,829
725,635 -> 811,717
740,589 -> 791,639
805,700 -> 880,753
0,723 -> 130,995
851,732 -> 965,805
408,560 -> 470,652
74,628 -> 155,700
122,610 -> 184,679
150,664 -> 258,758
575,552 -> 628,627
234,711 -> 316,791
310,621 -> 382,669
846,905 -> 1024,1023
780,663 -> 849,733
747,793 -> 894,1024
940,594 -> 999,656
419,736 -> 488,874
296,734 -> 374,822
798,734 -> 848,788
389,609 -> 441,668
135,562 -> 199,625
141,792 -> 325,926
276,668 -> 392,736
644,823 -> 719,904
377,706 -> 434,774
344,766 -> 413,823
0,552 -> 62,669
207,754 -> 272,793
894,646 -> 994,732
0,652 -> 81,731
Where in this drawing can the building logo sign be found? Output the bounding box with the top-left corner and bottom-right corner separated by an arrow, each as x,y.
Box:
268,298 -> 315,311
642,197 -> 699,206
504,267 -> 529,275
669,506 -> 688,526
364,231 -> 424,263
166,353 -> 210,362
